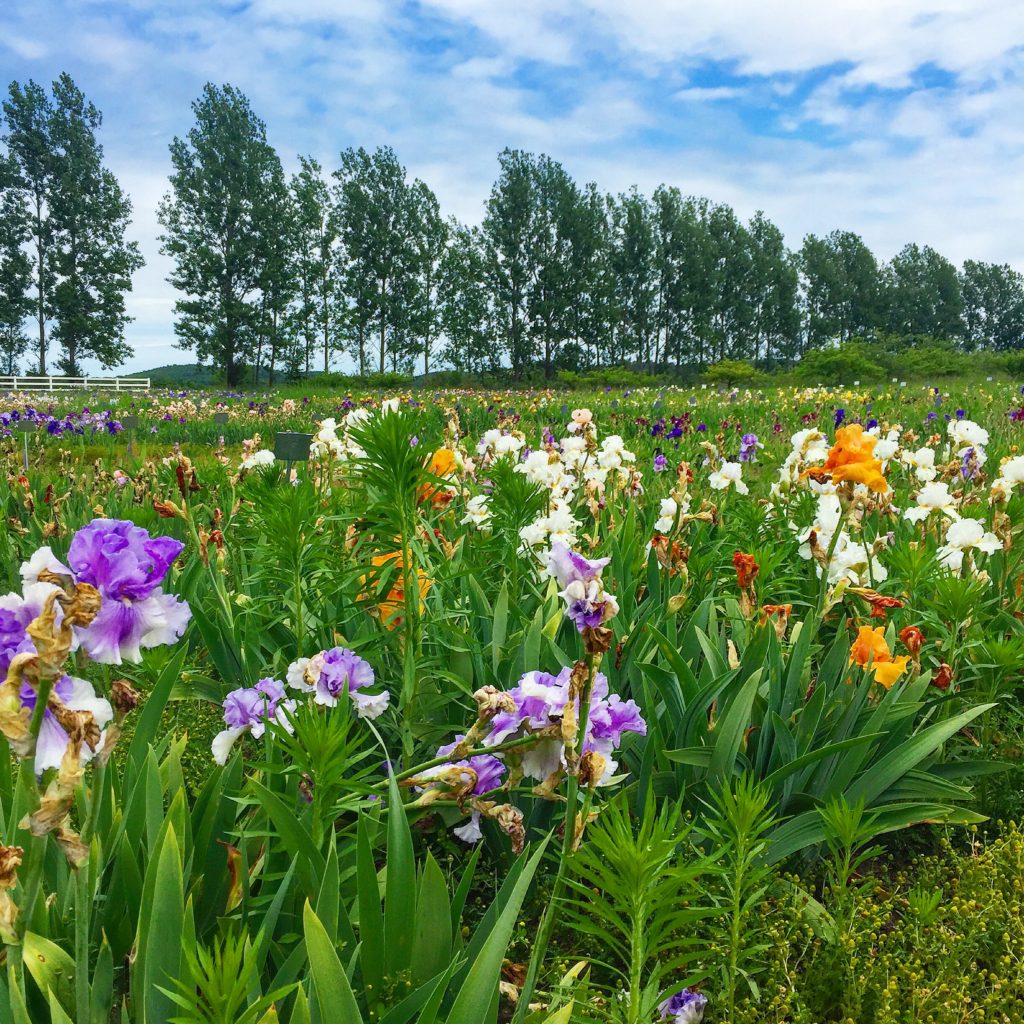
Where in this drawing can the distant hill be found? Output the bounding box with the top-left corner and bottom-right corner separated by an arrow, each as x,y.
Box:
138,364 -> 219,387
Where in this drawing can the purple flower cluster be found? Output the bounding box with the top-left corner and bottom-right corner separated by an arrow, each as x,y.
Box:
546,542 -> 619,632
0,523 -> 188,774
738,432 -> 761,463
286,647 -> 388,718
67,520 -> 191,665
486,667 -> 646,784
658,989 -> 707,1023
0,406 -> 125,438
213,678 -> 297,764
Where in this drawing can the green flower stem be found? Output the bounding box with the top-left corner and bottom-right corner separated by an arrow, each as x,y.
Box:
389,735 -> 540,785
6,672 -> 60,1010
515,651 -> 596,1021
74,754 -> 106,1024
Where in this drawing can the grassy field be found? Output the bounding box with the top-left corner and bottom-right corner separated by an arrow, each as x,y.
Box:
2,379 -> 1024,1023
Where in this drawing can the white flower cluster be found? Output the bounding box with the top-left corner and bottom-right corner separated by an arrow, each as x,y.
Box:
796,493 -> 888,586
310,409 -> 371,462
947,418 -> 989,467
936,517 -> 999,573
461,494 -> 492,531
239,448 -> 275,471
511,412 -> 638,561
477,428 -> 526,465
771,429 -> 831,499
991,454 -> 1024,502
903,481 -> 959,523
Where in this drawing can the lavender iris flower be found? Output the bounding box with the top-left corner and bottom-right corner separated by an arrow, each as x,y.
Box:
213,677 -> 297,765
658,989 -> 708,1023
485,667 -> 645,784
653,453 -> 669,473
546,542 -> 619,632
287,647 -> 390,718
738,433 -> 760,463
66,519 -> 191,665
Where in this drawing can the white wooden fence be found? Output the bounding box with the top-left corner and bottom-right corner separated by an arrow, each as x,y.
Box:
0,376 -> 151,392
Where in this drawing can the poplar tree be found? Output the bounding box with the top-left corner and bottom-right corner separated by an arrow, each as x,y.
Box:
48,74 -> 142,374
158,83 -> 282,386
960,260 -> 1024,351
0,153 -> 32,373
290,156 -> 338,374
3,80 -> 55,373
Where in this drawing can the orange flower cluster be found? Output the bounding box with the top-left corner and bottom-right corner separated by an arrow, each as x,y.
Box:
419,448 -> 457,507
805,424 -> 888,493
367,552 -> 431,630
849,625 -> 909,688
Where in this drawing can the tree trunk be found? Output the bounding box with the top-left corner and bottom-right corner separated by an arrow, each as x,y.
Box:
35,194 -> 46,375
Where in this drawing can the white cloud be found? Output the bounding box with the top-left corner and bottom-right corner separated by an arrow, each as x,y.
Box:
674,86 -> 744,102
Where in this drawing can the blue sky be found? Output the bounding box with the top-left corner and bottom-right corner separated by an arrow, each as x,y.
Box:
3,0 -> 1023,372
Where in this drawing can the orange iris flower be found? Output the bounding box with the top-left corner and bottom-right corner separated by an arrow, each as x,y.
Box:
366,552 -> 431,630
420,448 -> 457,507
849,625 -> 909,688
805,424 -> 888,493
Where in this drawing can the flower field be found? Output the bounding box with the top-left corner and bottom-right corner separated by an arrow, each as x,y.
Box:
3,381 -> 1024,1023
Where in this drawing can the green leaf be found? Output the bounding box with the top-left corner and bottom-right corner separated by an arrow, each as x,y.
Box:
357,814 -> 386,998
445,837 -> 549,1024
412,853 -> 453,986
23,933 -> 75,1016
708,670 -> 761,790
845,704 -> 996,807
141,823 -> 185,1024
303,900 -> 364,1024
384,774 -> 416,976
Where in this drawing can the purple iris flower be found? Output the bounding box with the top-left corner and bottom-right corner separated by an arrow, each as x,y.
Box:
287,648 -> 389,718
738,433 -> 760,463
66,519 -> 191,665
658,989 -> 707,1023
315,647 -> 375,703
653,453 -> 668,473
834,408 -> 845,427
547,544 -> 609,588
960,447 -> 979,481
213,677 -> 297,764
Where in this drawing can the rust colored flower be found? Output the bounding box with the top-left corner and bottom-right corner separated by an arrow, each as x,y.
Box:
899,625 -> 925,657
849,625 -> 909,688
733,551 -> 759,589
850,587 -> 905,619
804,424 -> 889,493
932,662 -> 953,691
759,603 -> 793,639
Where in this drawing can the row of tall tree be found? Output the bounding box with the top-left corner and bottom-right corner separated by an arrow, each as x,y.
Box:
4,76 -> 1024,382
157,85 -> 1024,383
0,74 -> 142,375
